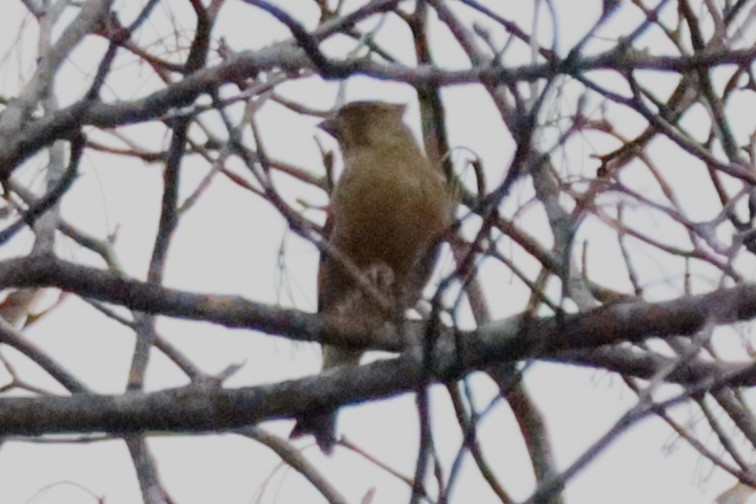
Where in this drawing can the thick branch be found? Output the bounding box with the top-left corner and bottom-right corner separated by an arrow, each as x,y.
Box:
0,39 -> 752,177
0,344 -> 751,437
3,255 -> 756,364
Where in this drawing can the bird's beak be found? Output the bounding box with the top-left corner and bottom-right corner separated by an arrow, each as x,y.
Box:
318,116 -> 338,137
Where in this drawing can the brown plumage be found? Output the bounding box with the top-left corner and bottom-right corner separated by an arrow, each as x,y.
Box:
290,101 -> 453,454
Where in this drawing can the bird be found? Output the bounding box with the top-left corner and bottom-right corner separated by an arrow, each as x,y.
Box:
290,101 -> 453,454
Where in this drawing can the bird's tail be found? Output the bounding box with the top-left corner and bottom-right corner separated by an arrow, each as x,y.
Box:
290,411 -> 337,455
289,345 -> 363,454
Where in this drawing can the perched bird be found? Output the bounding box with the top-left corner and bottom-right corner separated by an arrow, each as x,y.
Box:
290,101 -> 453,454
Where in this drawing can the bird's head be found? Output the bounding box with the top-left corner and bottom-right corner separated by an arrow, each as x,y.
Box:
318,101 -> 409,150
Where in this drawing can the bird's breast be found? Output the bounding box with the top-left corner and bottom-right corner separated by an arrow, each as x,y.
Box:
330,159 -> 449,280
